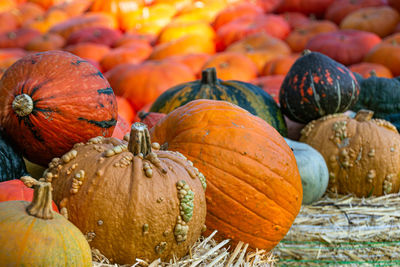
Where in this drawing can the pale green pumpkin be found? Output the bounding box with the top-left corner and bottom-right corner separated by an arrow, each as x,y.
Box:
284,138 -> 329,204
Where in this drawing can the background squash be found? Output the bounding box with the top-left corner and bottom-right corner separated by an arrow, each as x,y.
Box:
0,131 -> 28,181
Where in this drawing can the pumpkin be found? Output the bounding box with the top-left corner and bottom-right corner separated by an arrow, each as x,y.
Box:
364,33 -> 400,76
280,50 -> 360,124
100,43 -> 153,72
0,179 -> 92,266
352,72 -> 400,131
150,67 -> 287,136
280,11 -> 310,29
24,33 -> 66,52
13,2 -> 44,24
212,2 -> 263,31
23,9 -> 69,34
0,11 -> 19,34
150,99 -> 302,251
200,51 -> 258,82
46,122 -> 206,264
349,62 -> 393,78
138,111 -> 166,129
110,59 -> 195,111
325,0 -> 389,25
276,0 -> 335,16
48,0 -> 92,17
149,34 -> 215,60
215,14 -> 291,51
116,96 -> 136,124
0,131 -> 28,182
225,32 -> 291,73
261,53 -> 300,76
49,12 -> 117,39
300,110 -> 400,197
26,0 -> 63,10
172,0 -> 227,24
0,50 -> 117,166
156,20 -> 215,44
0,28 -> 41,49
66,26 -> 123,46
284,138 -> 329,204
64,42 -> 111,63
285,20 -> 338,53
340,6 -> 400,38
168,53 -> 211,77
305,29 -> 381,66
0,177 -> 58,212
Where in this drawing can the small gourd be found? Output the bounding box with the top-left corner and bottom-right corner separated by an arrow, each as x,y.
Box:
284,138 -> 329,204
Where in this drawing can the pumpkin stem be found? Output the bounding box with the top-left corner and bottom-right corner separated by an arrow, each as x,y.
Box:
21,176 -> 39,188
369,69 -> 377,77
355,109 -> 374,122
302,49 -> 311,56
26,181 -> 55,220
128,122 -> 152,157
12,94 -> 34,117
201,68 -> 219,85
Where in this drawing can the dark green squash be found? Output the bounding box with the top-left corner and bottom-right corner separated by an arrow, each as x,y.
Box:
352,71 -> 400,131
150,67 -> 287,136
279,50 -> 360,124
0,131 -> 28,182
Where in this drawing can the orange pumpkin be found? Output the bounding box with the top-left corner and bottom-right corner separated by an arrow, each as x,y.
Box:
157,20 -> 215,44
0,11 -> 19,34
149,34 -> 215,60
168,53 -> 211,77
280,11 -> 310,29
340,6 -> 400,38
261,53 -> 300,76
24,33 -> 65,52
111,59 -> 195,111
349,62 -> 393,78
150,99 -> 302,251
48,0 -> 92,17
64,42 -> 111,63
0,51 -> 117,166
325,0 -> 389,25
285,20 -> 338,53
116,96 -> 136,124
66,26 -> 122,47
100,43 -> 153,72
364,33 -> 400,76
306,29 -> 382,66
0,28 -> 41,49
201,52 -> 258,82
276,0 -> 335,16
225,32 -> 291,72
215,14 -> 291,51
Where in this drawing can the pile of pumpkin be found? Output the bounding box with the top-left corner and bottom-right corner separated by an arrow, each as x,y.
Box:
1,0 -> 400,265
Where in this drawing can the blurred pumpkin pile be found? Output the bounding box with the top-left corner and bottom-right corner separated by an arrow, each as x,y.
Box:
0,0 -> 400,265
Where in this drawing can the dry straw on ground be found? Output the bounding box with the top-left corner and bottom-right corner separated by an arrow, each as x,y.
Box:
273,192 -> 400,266
92,230 -> 276,267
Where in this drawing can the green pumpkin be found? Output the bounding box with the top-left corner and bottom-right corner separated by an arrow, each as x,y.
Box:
150,67 -> 287,136
0,131 -> 28,182
352,71 -> 400,131
284,138 -> 329,205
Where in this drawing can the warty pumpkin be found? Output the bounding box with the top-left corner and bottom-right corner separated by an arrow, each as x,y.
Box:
46,122 -> 207,264
0,50 -> 117,166
150,67 -> 288,136
0,179 -> 91,266
150,99 -> 302,251
280,50 -> 360,124
300,110 -> 400,197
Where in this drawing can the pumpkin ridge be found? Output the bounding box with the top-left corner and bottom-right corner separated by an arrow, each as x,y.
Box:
202,161 -> 296,221
16,215 -> 36,262
171,140 -> 299,192
206,211 -> 280,244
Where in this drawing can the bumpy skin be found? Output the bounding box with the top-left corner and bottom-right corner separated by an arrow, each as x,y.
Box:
150,99 -> 302,252
0,50 -> 117,166
46,125 -> 206,264
150,67 -> 288,136
279,50 -> 360,124
0,131 -> 28,182
0,184 -> 91,266
300,110 -> 400,197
